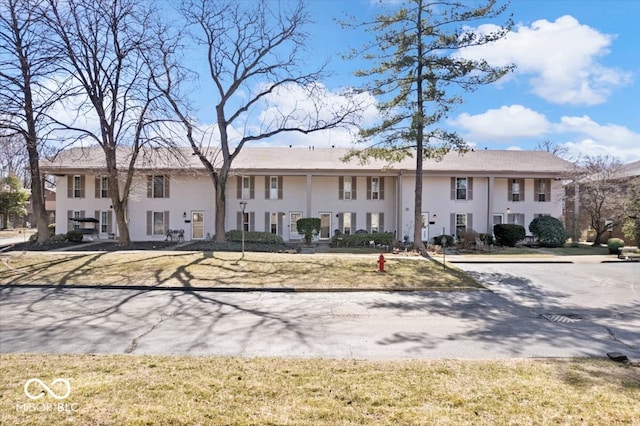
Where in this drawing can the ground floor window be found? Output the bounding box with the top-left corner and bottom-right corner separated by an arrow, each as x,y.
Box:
455,213 -> 467,235
153,212 -> 166,235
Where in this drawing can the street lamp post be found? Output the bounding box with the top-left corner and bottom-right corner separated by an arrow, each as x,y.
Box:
239,201 -> 247,259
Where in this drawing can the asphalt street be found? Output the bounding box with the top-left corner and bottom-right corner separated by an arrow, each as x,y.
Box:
0,261 -> 638,359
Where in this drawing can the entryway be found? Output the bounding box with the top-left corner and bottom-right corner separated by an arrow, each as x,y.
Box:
191,211 -> 204,240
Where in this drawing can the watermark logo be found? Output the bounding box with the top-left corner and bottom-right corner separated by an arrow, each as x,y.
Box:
24,378 -> 71,400
17,378 -> 78,413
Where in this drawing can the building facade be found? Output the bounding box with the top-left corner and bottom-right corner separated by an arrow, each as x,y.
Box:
41,146 -> 571,242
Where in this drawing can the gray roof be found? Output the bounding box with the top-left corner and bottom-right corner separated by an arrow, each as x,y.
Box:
40,146 -> 572,176
618,160 -> 640,178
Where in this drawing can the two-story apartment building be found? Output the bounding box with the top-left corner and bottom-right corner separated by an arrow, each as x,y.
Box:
40,146 -> 571,243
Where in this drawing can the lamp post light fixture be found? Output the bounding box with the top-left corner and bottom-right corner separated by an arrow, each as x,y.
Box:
239,201 -> 247,258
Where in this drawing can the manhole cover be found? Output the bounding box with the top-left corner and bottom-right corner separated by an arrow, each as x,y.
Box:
542,314 -> 583,323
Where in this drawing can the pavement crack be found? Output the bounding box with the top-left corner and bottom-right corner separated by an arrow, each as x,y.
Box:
124,310 -> 176,354
603,326 -> 638,350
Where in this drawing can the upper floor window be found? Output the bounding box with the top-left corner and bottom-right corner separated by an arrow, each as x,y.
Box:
243,176 -> 251,199
339,176 -> 357,200
95,176 -> 109,198
367,177 -> 385,200
68,175 -> 85,198
266,176 -> 283,200
344,177 -> 352,200
509,178 -> 525,202
74,176 -> 82,198
237,175 -> 255,200
535,179 -> 551,202
147,175 -> 169,198
450,177 -> 473,201
101,177 -> 108,198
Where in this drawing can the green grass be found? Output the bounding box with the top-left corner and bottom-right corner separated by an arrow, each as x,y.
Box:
0,251 -> 480,290
1,354 -> 638,425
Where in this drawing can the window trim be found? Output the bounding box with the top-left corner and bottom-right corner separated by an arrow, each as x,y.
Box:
100,176 -> 109,198
456,177 -> 467,200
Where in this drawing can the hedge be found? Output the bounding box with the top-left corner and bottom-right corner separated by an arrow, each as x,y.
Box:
225,230 -> 284,245
493,224 -> 525,247
331,232 -> 393,247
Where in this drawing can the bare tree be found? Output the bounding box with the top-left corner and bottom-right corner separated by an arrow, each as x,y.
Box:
568,155 -> 626,246
45,0 -> 177,244
341,0 -> 513,251
0,0 -> 59,242
535,140 -> 569,159
157,0 -> 364,242
0,133 -> 29,185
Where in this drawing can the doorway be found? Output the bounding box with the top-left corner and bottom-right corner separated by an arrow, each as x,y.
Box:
319,213 -> 331,240
191,211 -> 204,240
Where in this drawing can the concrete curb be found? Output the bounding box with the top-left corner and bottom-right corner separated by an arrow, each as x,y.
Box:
0,283 -> 485,293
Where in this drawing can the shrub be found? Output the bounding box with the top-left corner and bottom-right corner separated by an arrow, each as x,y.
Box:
29,223 -> 57,243
456,229 -> 478,250
66,229 -> 84,243
331,232 -> 393,248
225,230 -> 284,245
606,238 -> 625,254
51,233 -> 68,244
493,224 -> 525,247
432,234 -> 454,247
528,216 -> 569,248
478,233 -> 494,246
296,218 -> 321,245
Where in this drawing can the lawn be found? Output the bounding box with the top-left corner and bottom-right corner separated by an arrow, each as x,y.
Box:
1,354 -> 638,425
0,251 -> 480,290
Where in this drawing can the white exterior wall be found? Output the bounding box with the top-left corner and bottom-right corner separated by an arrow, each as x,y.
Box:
228,174 -> 397,241
398,175 -> 565,243
53,169 -> 564,243
128,174 -> 215,241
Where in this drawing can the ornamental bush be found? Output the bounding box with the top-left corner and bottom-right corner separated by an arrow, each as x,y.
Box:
66,229 -> 84,243
493,224 -> 525,247
528,216 -> 569,248
331,232 -> 393,248
225,230 -> 284,245
296,218 -> 321,245
606,238 -> 625,254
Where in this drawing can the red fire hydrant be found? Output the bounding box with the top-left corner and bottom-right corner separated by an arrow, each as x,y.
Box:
377,254 -> 386,273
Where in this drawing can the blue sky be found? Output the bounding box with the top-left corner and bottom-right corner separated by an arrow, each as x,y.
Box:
181,0 -> 640,163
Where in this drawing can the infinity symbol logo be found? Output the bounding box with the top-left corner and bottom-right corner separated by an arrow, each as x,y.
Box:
24,378 -> 71,400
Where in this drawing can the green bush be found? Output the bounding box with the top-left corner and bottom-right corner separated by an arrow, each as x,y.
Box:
296,218 -> 321,245
331,232 -> 393,248
493,224 -> 526,247
528,216 -> 569,248
606,238 -> 625,254
225,230 -> 284,245
66,229 -> 84,243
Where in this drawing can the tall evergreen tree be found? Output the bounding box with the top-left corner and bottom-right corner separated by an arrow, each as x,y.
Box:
343,0 -> 513,250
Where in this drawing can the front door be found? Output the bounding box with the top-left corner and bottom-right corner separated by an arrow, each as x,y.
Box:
191,211 -> 204,240
421,212 -> 429,242
319,213 -> 331,240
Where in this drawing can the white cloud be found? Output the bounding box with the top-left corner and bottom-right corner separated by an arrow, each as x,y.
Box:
459,16 -> 632,105
554,115 -> 640,162
449,105 -> 550,140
